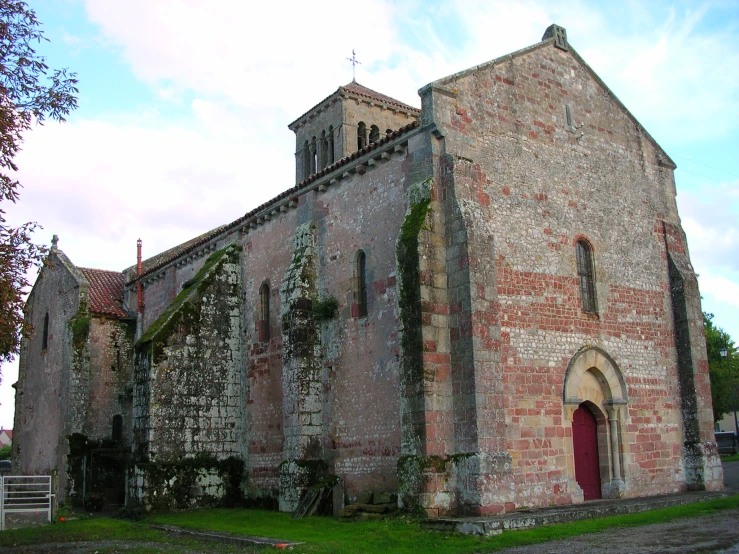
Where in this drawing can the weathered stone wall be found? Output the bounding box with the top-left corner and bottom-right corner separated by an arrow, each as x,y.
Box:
241,204 -> 297,502
241,149 -> 411,508
339,99 -> 418,159
414,37 -> 721,513
13,252 -> 84,503
293,100 -> 344,183
85,317 -> 134,441
139,237 -> 234,331
132,245 -> 243,509
292,91 -> 419,184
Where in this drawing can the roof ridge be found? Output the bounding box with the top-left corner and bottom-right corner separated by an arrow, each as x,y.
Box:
77,266 -> 123,274
288,81 -> 419,130
341,81 -> 420,113
130,120 -> 420,283
79,266 -> 128,319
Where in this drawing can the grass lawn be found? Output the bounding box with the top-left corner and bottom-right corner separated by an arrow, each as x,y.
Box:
0,495 -> 737,553
145,494 -> 739,554
0,517 -> 259,553
722,454 -> 739,462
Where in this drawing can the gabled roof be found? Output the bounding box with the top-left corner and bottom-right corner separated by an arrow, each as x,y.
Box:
427,28 -> 675,169
342,81 -> 420,113
125,225 -> 227,278
78,268 -> 129,319
288,81 -> 420,130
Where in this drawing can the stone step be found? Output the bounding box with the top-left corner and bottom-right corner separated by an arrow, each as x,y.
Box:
423,490 -> 731,536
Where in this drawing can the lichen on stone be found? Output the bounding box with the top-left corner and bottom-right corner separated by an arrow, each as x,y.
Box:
396,179 -> 433,388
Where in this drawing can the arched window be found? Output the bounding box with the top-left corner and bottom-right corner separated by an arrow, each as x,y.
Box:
576,240 -> 597,313
112,415 -> 123,442
303,140 -> 311,179
259,282 -> 270,342
310,137 -> 318,174
353,251 -> 368,318
357,122 -> 367,150
328,126 -> 335,165
42,312 -> 49,351
369,125 -> 380,144
320,130 -> 328,170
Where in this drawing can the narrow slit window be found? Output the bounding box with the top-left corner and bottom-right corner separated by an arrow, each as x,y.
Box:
369,125 -> 380,144
303,140 -> 311,179
357,122 -> 367,150
565,105 -> 573,128
576,240 -> 597,314
311,137 -> 318,174
355,251 -> 368,318
328,126 -> 335,164
259,282 -> 270,342
42,312 -> 49,351
320,130 -> 328,170
112,415 -> 123,442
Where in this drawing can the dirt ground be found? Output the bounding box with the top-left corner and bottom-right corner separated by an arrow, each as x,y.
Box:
499,462 -> 739,554
498,507 -> 739,553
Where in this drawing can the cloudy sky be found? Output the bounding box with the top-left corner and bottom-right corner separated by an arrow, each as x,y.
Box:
0,0 -> 737,428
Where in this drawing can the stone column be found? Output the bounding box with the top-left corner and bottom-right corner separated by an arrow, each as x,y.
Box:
278,223 -> 326,511
606,403 -> 625,497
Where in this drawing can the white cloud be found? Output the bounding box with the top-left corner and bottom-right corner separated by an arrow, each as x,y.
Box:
417,1 -> 739,144
679,182 -> 739,274
83,0 -> 400,113
9,112 -> 293,272
700,271 -> 739,310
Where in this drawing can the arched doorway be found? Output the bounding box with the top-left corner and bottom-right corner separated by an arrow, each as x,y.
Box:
573,404 -> 601,500
563,346 -> 628,500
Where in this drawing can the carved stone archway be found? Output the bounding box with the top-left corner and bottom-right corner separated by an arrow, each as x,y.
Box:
563,347 -> 628,499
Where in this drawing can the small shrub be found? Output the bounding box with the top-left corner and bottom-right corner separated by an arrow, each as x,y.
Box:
313,297 -> 339,321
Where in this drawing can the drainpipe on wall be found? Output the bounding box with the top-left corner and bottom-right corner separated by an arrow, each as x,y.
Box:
136,239 -> 144,340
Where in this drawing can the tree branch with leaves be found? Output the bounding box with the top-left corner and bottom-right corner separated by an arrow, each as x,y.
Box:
0,1 -> 77,365
704,312 -> 738,423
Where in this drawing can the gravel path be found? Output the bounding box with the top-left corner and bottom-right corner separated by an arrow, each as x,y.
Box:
498,508 -> 739,554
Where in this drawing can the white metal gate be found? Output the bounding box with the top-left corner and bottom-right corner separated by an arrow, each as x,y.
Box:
0,476 -> 53,530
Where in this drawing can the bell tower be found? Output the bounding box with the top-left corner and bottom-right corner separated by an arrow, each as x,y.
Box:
288,82 -> 420,184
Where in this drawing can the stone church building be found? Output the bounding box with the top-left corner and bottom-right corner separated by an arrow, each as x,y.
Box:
13,25 -> 722,516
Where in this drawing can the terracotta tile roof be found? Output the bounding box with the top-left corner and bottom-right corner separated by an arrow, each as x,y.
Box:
289,81 -> 420,130
341,81 -> 421,113
79,268 -> 129,319
131,225 -> 227,277
131,120 -> 420,283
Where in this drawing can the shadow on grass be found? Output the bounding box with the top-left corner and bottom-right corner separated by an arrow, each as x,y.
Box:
144,494 -> 739,554
1,495 -> 738,554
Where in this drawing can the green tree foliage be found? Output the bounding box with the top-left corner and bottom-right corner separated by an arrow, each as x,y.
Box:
704,312 -> 738,423
0,1 -> 77,364
0,444 -> 10,460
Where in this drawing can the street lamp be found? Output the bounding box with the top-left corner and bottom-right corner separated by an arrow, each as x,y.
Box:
721,347 -> 739,448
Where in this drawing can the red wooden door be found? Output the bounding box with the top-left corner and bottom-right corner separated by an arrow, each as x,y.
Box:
572,404 -> 602,500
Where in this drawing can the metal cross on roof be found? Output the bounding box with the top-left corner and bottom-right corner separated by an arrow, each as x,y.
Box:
347,49 -> 361,82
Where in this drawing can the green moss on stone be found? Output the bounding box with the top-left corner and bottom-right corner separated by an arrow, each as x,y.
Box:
137,245 -> 241,361
139,454 -> 245,511
313,296 -> 339,322
397,182 -> 432,387
69,312 -> 91,354
397,452 -> 477,510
